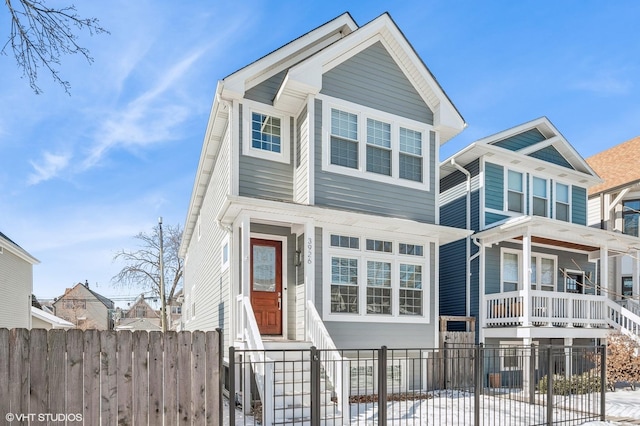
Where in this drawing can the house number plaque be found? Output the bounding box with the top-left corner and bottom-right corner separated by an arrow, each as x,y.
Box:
307,237 -> 313,264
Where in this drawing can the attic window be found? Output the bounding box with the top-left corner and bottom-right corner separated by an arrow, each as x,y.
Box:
252,112 -> 281,153
242,102 -> 290,164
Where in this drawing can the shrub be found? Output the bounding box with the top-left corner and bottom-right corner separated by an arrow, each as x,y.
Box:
537,372 -> 601,395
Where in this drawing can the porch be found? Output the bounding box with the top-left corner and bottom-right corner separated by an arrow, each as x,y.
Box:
485,290 -> 608,328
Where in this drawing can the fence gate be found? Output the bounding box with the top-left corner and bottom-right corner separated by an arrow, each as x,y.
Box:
440,315 -> 475,389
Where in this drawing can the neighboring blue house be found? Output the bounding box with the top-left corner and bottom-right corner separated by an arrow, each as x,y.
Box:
439,117 -> 640,353
179,12 -> 470,424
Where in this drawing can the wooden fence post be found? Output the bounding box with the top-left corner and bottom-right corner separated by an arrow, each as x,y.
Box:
133,331 -> 150,425
29,328 -> 48,424
177,331 -> 192,425
48,329 -> 66,417
66,329 -> 84,417
148,331 -> 164,425
83,329 -> 101,425
191,331 -> 206,425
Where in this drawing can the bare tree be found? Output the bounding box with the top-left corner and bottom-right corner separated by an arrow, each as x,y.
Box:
3,0 -> 109,94
112,222 -> 183,332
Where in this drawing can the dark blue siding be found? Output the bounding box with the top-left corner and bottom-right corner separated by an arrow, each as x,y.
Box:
486,212 -> 509,226
440,240 -> 467,317
441,197 -> 466,228
493,129 -> 545,151
572,186 -> 587,225
529,145 -> 574,169
485,162 -> 504,210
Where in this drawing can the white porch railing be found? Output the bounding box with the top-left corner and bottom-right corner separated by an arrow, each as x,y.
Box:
306,300 -> 347,421
607,299 -> 640,342
485,290 -> 607,328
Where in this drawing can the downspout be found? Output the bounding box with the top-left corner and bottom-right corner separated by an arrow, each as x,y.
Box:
450,158 -> 472,317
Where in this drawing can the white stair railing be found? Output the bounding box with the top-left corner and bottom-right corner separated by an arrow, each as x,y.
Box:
306,300 -> 346,421
606,299 -> 640,342
240,296 -> 274,425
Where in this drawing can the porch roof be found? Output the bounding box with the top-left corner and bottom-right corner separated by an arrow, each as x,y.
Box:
217,195 -> 472,245
473,215 -> 640,254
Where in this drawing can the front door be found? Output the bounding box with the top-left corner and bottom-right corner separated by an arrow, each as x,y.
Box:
250,238 -> 282,335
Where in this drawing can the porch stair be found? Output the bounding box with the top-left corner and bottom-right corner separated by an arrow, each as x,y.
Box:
265,341 -> 344,426
606,299 -> 640,343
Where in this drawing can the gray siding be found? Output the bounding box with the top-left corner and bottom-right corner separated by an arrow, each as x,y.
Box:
244,70 -> 287,105
321,42 -> 433,124
294,105 -> 310,204
493,129 -> 545,151
314,99 -> 437,223
485,162 -> 504,211
238,104 -> 295,201
0,248 -> 32,329
572,186 -> 587,225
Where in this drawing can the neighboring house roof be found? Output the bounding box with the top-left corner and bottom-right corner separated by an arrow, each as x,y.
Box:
124,298 -> 160,319
31,306 -> 74,329
0,231 -> 39,264
115,318 -> 161,332
53,282 -> 114,309
440,117 -> 602,187
586,135 -> 640,196
180,12 -> 466,256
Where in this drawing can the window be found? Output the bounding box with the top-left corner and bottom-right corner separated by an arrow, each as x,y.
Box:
530,255 -> 556,291
499,342 -> 538,371
323,99 -> 429,189
331,108 -> 358,168
242,103 -> 290,163
507,170 -> 524,213
502,252 -> 519,292
325,231 -> 429,322
623,200 -> 640,237
565,270 -> 584,294
532,177 -> 548,217
330,257 -> 359,313
366,118 -> 391,175
400,264 -> 422,315
555,183 -> 570,222
622,276 -> 633,298
221,237 -> 230,271
366,261 -> 392,314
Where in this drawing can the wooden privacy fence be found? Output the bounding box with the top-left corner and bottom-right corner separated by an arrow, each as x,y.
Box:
0,328 -> 223,425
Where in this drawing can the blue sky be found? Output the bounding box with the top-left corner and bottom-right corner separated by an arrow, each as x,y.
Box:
1,1 -> 639,305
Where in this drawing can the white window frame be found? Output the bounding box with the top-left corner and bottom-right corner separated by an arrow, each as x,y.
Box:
530,254 -> 557,291
531,176 -> 549,217
221,235 -> 230,272
505,169 -> 525,214
323,227 -> 430,323
500,248 -> 521,292
242,100 -> 291,164
564,269 -> 585,294
554,182 -> 571,222
320,95 -> 431,191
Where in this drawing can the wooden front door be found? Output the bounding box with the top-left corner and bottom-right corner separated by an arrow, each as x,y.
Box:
250,238 -> 283,335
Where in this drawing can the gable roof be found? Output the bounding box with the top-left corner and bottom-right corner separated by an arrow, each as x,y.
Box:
31,306 -> 74,329
53,282 -> 114,309
586,135 -> 640,196
440,117 -> 601,187
0,231 -> 39,264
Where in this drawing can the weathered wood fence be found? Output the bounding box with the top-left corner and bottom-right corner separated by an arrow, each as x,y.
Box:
0,328 -> 223,425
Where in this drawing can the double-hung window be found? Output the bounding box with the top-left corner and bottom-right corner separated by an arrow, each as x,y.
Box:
325,99 -> 429,189
530,255 -> 556,291
507,170 -> 524,213
532,177 -> 548,217
502,251 -> 519,292
555,183 -> 570,222
623,200 -> 640,237
325,231 -> 429,322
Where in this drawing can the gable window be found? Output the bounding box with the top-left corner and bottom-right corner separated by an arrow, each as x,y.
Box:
331,108 -> 358,168
502,251 -> 519,292
623,200 -> 640,237
242,102 -> 290,163
252,112 -> 281,153
325,230 -> 429,323
532,177 -> 548,217
507,170 -> 524,213
323,98 -> 430,190
555,183 -> 570,222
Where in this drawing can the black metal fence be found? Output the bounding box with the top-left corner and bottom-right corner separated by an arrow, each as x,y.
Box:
227,344 -> 605,426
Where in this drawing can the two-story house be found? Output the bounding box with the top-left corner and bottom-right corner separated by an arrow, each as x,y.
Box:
0,231 -> 39,329
439,118 -> 640,357
53,281 -> 115,330
586,136 -> 640,315
179,12 -> 470,424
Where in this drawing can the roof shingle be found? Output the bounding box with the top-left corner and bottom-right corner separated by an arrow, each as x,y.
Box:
586,135 -> 640,196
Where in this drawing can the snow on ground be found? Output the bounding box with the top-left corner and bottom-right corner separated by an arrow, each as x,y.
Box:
224,389 -> 640,425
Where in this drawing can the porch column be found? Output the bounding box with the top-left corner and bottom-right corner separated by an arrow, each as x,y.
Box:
522,231 -> 531,327
304,221 -> 315,305
600,245 -> 609,300
231,218 -> 241,342
522,337 -> 532,402
240,214 -> 251,342
564,338 -> 573,379
633,250 -> 640,300
478,240 -> 486,343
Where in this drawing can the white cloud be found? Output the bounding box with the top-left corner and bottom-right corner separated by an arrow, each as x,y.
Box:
571,73 -> 631,96
27,151 -> 72,185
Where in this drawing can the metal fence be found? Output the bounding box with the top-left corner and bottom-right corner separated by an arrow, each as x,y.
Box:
228,344 -> 605,426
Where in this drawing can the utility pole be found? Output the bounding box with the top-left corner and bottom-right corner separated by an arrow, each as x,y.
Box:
159,216 -> 167,332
